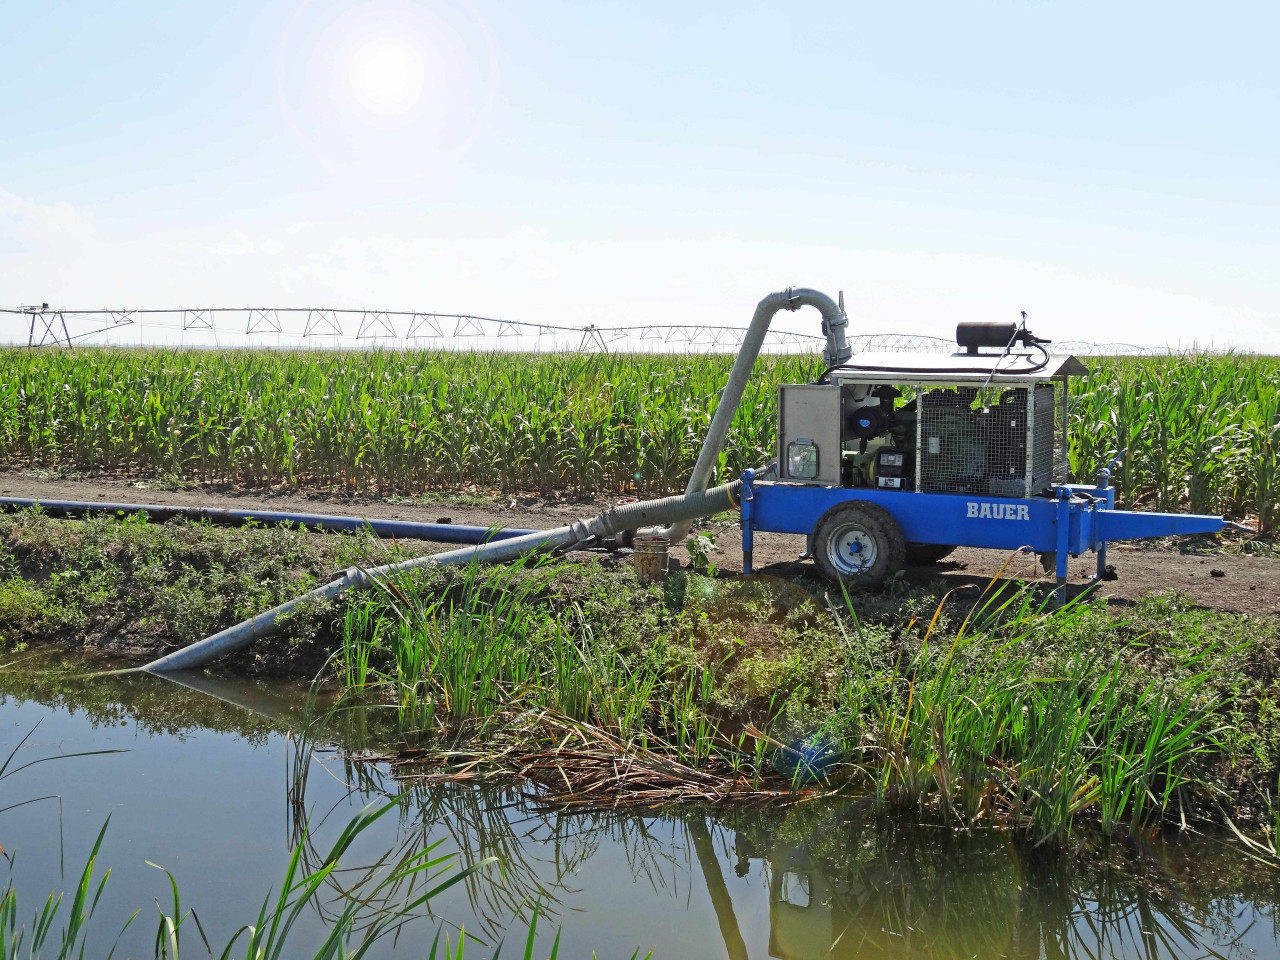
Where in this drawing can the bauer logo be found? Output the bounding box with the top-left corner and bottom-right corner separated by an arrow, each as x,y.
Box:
966,501 -> 1030,521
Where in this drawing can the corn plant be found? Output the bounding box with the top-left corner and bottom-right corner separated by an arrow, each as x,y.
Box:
1069,352 -> 1280,530
3,346 -> 1275,524
0,348 -> 814,495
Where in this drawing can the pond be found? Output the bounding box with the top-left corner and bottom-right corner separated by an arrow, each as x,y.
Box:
2,652 -> 1277,959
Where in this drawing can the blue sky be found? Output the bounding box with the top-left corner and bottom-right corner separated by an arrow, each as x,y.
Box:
1,1 -> 1277,350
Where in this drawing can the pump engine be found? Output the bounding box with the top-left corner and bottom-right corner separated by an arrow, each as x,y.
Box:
776,321 -> 1073,500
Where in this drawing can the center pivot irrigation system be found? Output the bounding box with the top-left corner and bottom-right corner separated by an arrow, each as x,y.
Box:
3,302 -> 1155,355
4,288 -> 1244,673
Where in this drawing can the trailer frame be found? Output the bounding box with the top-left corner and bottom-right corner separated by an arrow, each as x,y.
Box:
739,469 -> 1230,601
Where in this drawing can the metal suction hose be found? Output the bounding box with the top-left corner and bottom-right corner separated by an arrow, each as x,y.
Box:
138,287 -> 848,673
654,287 -> 851,545
141,479 -> 744,672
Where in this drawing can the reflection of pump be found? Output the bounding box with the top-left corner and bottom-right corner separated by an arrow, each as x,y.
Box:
768,845 -> 838,960
690,818 -> 749,960
702,814 -> 1217,960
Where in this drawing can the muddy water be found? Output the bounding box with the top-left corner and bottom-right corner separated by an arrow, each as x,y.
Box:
2,654 -> 1278,959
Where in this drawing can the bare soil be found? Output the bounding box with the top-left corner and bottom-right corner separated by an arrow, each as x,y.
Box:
3,469 -> 1277,616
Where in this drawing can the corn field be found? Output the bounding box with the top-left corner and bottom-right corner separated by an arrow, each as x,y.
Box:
0,348 -> 1276,530
1068,354 -> 1280,532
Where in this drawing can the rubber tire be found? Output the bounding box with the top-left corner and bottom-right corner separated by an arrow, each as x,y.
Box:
812,501 -> 907,588
904,542 -> 956,565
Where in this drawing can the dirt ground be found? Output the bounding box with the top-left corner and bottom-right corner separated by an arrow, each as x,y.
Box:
3,470 -> 1277,616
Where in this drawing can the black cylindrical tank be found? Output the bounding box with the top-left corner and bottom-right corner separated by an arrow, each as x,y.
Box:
956,322 -> 1018,354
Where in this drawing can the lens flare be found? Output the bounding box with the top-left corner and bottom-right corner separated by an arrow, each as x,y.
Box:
348,36 -> 425,115
276,0 -> 499,177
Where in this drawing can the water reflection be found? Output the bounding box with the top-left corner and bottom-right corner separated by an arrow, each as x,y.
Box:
1,652 -> 1277,959
308,758 -> 1280,959
713,805 -> 1268,960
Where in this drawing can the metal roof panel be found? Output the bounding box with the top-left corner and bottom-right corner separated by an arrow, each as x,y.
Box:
829,351 -> 1087,383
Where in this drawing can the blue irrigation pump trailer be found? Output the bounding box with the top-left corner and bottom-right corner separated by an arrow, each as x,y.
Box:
737,319 -> 1247,601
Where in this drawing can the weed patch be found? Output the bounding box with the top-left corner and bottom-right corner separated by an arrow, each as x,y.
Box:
335,559 -> 1280,847
0,509 -> 388,670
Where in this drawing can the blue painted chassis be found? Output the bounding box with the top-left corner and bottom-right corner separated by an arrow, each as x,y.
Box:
738,469 -> 1228,582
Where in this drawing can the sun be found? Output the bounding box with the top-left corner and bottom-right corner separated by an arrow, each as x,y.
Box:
347,36 -> 426,116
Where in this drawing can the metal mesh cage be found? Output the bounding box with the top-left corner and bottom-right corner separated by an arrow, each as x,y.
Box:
1052,382 -> 1070,484
917,383 -> 1062,497
1030,384 -> 1057,492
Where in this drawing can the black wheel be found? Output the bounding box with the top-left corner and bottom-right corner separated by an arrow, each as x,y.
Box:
812,501 -> 906,587
905,542 -> 956,565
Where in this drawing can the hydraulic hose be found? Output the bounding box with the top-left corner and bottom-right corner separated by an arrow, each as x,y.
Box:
816,345 -> 1051,382
141,479 -> 743,672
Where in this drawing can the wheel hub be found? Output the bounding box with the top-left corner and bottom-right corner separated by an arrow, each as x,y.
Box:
826,524 -> 878,576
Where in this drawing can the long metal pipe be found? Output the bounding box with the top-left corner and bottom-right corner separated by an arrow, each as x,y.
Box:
0,496 -> 537,545
130,288 -> 844,672
141,479 -> 743,673
657,287 -> 850,544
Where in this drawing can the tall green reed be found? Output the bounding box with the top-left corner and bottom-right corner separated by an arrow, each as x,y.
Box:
341,561 -> 1233,842
821,581 -> 1227,841
339,559 -> 739,766
1,799 -> 620,959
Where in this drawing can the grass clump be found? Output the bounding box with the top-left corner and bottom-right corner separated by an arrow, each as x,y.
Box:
336,561 -> 1280,848
1,505 -> 1275,849
0,508 -> 386,668
0,801 -> 600,960
0,721 -> 644,959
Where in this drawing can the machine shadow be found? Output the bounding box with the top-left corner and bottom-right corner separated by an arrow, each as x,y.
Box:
751,557 -> 1115,609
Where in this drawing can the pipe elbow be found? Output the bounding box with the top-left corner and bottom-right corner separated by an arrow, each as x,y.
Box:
771,287 -> 852,366
752,288 -> 855,366
750,286 -> 850,361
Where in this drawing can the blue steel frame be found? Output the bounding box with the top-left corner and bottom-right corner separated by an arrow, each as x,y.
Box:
739,469 -> 1228,592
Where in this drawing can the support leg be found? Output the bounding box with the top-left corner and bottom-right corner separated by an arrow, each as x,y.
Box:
1054,489 -> 1071,607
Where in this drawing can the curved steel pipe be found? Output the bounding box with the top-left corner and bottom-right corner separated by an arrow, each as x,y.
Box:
656,287 -> 849,544
0,496 -> 538,545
